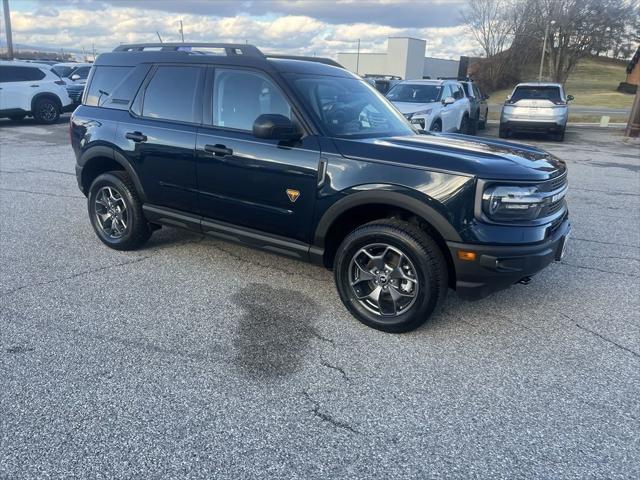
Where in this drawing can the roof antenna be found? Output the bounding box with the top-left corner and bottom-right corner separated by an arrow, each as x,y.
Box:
156,31 -> 163,43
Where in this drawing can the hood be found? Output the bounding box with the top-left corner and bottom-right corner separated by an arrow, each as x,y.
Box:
332,133 -> 566,181
391,101 -> 438,115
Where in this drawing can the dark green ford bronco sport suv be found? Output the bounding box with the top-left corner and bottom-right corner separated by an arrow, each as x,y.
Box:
71,43 -> 570,332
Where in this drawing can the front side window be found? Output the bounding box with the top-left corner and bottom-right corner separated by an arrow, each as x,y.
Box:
71,66 -> 91,80
452,85 -> 464,100
386,84 -> 442,103
290,74 -> 414,139
142,66 -> 203,123
52,65 -> 74,78
212,69 -> 292,131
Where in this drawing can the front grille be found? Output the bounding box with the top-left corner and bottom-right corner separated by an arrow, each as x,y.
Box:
540,170 -> 567,192
537,171 -> 568,220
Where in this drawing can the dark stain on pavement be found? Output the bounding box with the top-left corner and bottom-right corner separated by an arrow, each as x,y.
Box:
589,160 -> 640,173
6,344 -> 35,354
231,283 -> 321,379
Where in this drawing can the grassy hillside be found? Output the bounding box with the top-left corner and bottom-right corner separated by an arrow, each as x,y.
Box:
490,57 -> 634,109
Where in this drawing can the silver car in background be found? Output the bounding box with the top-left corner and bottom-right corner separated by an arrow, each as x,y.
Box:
499,83 -> 573,141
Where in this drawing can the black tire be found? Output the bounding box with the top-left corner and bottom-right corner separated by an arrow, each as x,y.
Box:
458,115 -> 470,134
334,219 -> 448,333
552,128 -> 565,142
467,115 -> 478,135
430,119 -> 442,132
8,114 -> 26,121
478,118 -> 486,130
87,171 -> 152,251
33,97 -> 60,124
498,124 -> 509,138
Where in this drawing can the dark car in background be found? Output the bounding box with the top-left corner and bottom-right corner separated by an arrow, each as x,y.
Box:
460,80 -> 488,133
70,43 -> 570,333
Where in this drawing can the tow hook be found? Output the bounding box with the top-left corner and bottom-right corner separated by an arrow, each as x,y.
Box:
517,276 -> 532,285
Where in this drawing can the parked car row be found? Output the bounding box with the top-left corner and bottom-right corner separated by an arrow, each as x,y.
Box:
384,78 -> 488,135
0,60 -> 92,123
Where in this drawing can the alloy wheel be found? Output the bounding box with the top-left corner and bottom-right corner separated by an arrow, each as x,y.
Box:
94,186 -> 128,239
348,243 -> 419,317
39,102 -> 57,122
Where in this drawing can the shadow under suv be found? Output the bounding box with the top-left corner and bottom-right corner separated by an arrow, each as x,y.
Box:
71,43 -> 570,333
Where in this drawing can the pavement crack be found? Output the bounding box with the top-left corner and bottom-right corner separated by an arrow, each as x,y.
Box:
302,390 -> 359,434
560,261 -> 639,278
575,323 -> 640,359
0,187 -> 83,199
311,329 -> 336,346
1,256 -> 151,296
571,237 -> 638,248
570,187 -> 639,197
320,359 -> 350,381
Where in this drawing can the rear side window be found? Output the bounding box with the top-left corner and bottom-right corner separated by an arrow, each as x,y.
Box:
0,66 -> 45,82
472,84 -> 481,98
141,66 -> 203,123
85,66 -> 132,106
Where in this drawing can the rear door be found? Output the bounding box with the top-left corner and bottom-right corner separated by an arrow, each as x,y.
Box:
196,67 -> 320,243
0,66 -> 43,111
118,64 -> 204,213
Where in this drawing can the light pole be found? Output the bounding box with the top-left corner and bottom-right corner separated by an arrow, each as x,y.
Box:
538,20 -> 555,82
2,0 -> 13,59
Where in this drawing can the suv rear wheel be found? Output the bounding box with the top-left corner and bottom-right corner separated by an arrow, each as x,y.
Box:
334,219 -> 448,333
88,171 -> 152,250
33,97 -> 60,124
430,119 -> 442,132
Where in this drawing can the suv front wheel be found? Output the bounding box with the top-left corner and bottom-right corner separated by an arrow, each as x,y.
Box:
33,97 -> 60,124
88,171 -> 152,250
334,219 -> 448,333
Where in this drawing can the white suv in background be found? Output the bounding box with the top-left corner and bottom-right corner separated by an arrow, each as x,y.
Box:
0,61 -> 72,124
386,79 -> 472,133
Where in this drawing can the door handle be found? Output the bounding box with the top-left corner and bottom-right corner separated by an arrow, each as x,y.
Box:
204,144 -> 233,157
125,131 -> 147,142
30,84 -> 39,88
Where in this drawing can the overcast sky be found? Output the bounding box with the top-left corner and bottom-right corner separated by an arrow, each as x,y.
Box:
3,0 -> 479,59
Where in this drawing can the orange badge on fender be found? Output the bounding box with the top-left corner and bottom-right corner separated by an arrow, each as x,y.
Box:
286,189 -> 300,203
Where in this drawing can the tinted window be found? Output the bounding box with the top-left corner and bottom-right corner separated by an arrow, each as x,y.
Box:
85,66 -> 132,106
142,66 -> 202,123
452,85 -> 464,100
472,84 -> 481,98
291,74 -> 414,139
511,86 -> 562,103
213,69 -> 291,131
0,66 -> 45,82
71,66 -> 90,79
386,84 -> 442,103
52,65 -> 74,78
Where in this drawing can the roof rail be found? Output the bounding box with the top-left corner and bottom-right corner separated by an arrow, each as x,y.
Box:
265,54 -> 343,68
113,43 -> 264,58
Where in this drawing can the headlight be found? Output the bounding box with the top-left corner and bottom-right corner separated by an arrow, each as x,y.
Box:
482,185 -> 544,221
411,109 -> 433,117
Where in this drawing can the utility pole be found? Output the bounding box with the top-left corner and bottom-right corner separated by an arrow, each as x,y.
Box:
356,39 -> 360,75
156,31 -> 163,43
179,20 -> 184,42
2,0 -> 14,59
91,41 -> 95,60
538,20 -> 555,82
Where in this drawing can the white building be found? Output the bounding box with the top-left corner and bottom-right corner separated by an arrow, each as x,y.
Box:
337,37 -> 460,80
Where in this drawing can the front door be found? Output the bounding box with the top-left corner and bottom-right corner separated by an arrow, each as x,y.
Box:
196,68 -> 319,243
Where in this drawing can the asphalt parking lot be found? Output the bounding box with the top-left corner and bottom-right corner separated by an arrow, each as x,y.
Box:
1,115 -> 639,478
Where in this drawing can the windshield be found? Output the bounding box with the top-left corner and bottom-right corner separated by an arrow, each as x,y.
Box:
52,66 -> 74,78
386,84 -> 442,103
510,86 -> 562,103
289,74 -> 414,139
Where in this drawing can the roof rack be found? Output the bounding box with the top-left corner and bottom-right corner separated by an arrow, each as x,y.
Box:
113,43 -> 265,58
265,54 -> 343,68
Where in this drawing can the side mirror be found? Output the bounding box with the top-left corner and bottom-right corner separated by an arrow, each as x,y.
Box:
70,74 -> 81,81
253,114 -> 301,141
566,94 -> 574,101
506,94 -> 511,101
442,96 -> 455,106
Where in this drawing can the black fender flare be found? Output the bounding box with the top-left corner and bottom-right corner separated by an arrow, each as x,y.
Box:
313,189 -> 462,249
79,145 -> 147,202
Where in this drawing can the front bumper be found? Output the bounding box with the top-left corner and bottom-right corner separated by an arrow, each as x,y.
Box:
447,217 -> 571,300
